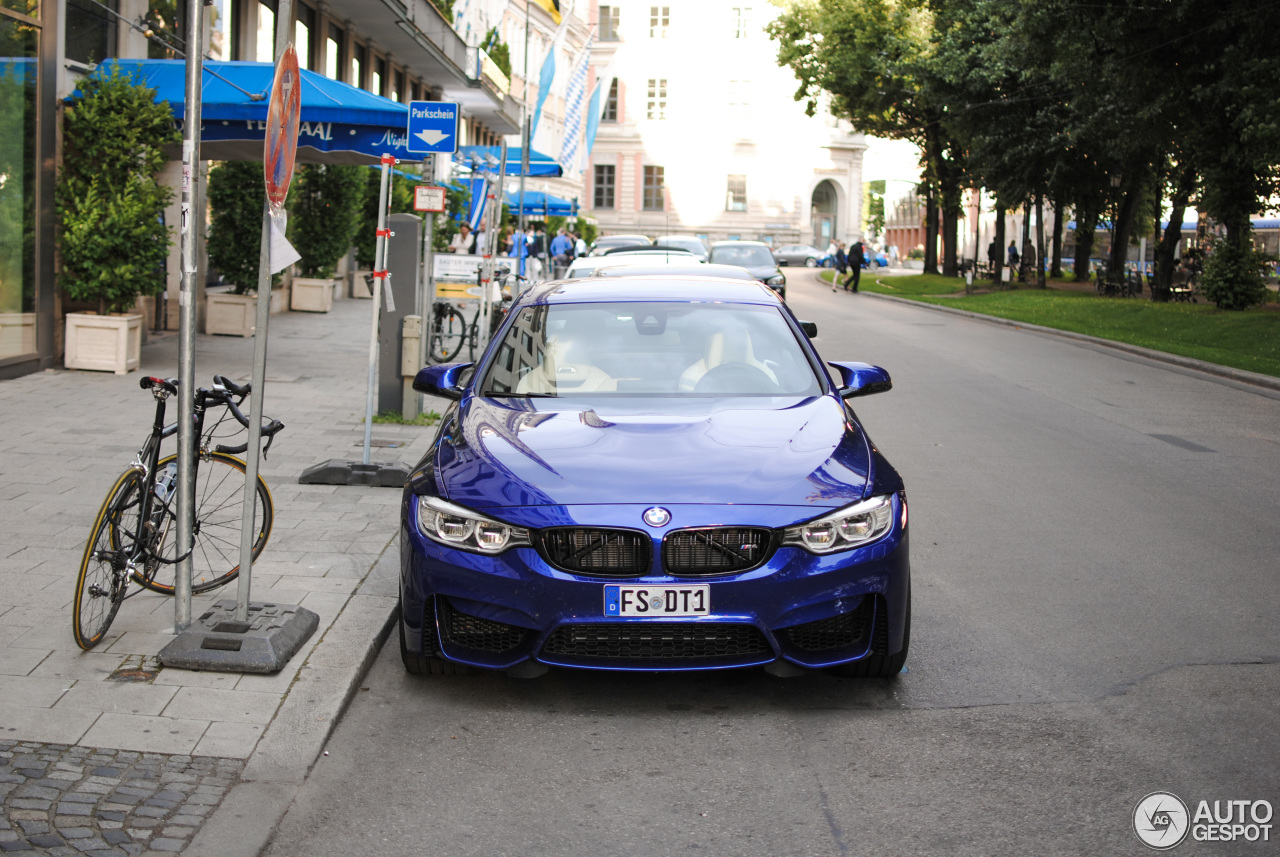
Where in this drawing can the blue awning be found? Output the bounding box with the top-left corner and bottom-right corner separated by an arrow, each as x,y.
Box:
455,146 -> 563,177
504,190 -> 576,216
90,59 -> 416,164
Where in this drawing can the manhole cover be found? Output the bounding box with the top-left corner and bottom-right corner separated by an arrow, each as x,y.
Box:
108,655 -> 161,683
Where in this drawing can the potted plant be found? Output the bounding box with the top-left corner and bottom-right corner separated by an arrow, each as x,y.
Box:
289,164 -> 363,311
57,66 -> 177,373
206,160 -> 273,335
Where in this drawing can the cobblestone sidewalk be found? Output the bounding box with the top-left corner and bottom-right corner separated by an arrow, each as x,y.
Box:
0,740 -> 242,855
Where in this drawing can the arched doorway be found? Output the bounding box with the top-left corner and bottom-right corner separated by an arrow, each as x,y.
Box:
811,181 -> 838,247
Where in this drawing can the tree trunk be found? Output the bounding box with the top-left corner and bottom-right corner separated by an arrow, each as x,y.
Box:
1108,182 -> 1143,277
1050,199 -> 1064,278
993,205 -> 1006,285
941,205 -> 959,277
1035,194 -> 1047,288
923,182 -> 939,275
1073,205 -> 1097,281
1155,165 -> 1196,295
1019,201 -> 1031,283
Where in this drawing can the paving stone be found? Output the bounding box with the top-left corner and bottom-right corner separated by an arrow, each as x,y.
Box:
93,812 -> 125,824
54,803 -> 94,816
61,792 -> 100,804
89,769 -> 120,778
100,831 -> 130,846
131,807 -> 167,819
26,834 -> 63,848
13,786 -> 59,801
147,839 -> 184,852
8,800 -> 51,812
14,821 -> 47,835
67,836 -> 109,852
157,826 -> 192,840
0,840 -> 32,852
57,827 -> 92,839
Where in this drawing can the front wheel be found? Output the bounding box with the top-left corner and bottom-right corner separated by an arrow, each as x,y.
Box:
73,470 -> 146,649
804,257 -> 817,268
430,305 -> 467,363
131,453 -> 273,595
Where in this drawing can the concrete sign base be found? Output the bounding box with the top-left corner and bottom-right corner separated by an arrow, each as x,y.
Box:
298,458 -> 409,487
158,600 -> 320,673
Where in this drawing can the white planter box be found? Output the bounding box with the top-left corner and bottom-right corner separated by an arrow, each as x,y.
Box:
350,270 -> 373,299
0,312 -> 36,356
206,292 -> 261,337
64,312 -> 142,374
291,277 -> 336,313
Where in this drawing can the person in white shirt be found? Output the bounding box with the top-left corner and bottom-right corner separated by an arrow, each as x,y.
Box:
448,224 -> 475,254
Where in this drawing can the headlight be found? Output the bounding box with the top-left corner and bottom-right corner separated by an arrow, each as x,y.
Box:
781,495 -> 895,554
417,496 -> 531,554
766,274 -> 786,286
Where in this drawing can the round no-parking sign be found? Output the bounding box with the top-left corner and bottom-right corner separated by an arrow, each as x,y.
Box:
264,44 -> 301,214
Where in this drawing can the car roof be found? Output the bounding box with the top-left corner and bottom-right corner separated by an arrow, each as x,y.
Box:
710,240 -> 772,248
594,234 -> 651,243
591,264 -> 754,280
602,244 -> 696,255
518,276 -> 782,306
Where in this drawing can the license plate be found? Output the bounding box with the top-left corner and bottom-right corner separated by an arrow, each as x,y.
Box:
604,585 -> 710,617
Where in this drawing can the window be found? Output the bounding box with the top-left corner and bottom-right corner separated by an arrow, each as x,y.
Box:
728,79 -> 750,119
373,57 -> 386,96
649,6 -> 668,38
726,175 -> 746,212
603,79 -> 618,122
594,165 -> 616,209
256,0 -> 275,62
352,42 -> 366,88
646,79 -> 667,120
0,15 -> 36,360
65,0 -> 118,65
732,6 -> 751,38
600,5 -> 620,40
643,166 -> 665,211
393,70 -> 405,102
325,24 -> 343,80
295,4 -> 315,69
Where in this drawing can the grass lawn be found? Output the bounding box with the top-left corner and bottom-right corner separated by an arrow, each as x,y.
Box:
840,273 -> 1280,378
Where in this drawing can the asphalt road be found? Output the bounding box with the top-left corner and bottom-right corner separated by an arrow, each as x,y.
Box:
265,270 -> 1280,856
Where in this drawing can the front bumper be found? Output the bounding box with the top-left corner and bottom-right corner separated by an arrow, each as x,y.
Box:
399,499 -> 909,672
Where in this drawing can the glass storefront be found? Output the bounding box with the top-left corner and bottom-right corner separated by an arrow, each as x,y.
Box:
0,13 -> 36,360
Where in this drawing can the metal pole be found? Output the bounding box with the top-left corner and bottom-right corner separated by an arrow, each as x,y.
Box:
235,0 -> 293,623
519,0 -> 530,237
477,144 -> 507,354
421,154 -> 437,366
174,0 -> 205,634
362,156 -> 394,464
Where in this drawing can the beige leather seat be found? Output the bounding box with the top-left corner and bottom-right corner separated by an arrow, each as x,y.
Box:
515,339 -> 617,394
677,329 -> 778,392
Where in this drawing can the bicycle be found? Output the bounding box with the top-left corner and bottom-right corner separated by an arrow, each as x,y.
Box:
428,265 -> 522,363
71,374 -> 285,650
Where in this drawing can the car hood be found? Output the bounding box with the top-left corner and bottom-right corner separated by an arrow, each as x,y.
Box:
434,395 -> 870,510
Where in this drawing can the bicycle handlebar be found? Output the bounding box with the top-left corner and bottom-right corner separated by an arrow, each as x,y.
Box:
153,374 -> 284,457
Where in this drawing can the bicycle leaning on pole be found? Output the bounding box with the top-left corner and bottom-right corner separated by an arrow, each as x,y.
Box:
71,374 -> 285,650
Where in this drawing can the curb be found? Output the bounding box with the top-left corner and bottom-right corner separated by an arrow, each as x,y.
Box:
862,289 -> 1280,394
185,541 -> 401,857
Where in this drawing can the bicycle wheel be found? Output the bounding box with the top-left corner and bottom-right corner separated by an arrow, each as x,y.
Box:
132,452 -> 273,594
430,305 -> 467,362
73,470 -> 145,649
467,319 -> 480,361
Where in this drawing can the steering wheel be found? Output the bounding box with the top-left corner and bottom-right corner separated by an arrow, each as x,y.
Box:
693,362 -> 779,394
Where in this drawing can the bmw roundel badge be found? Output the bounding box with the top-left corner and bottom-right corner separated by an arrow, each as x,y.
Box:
642,507 -> 671,527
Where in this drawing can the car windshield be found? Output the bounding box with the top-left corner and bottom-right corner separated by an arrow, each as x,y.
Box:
657,238 -> 706,254
710,245 -> 775,267
481,302 -> 820,398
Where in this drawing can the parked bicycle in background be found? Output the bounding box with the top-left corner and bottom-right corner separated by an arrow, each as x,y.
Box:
71,375 -> 284,649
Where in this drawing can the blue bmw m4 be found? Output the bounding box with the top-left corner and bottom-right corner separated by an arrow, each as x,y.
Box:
399,276 -> 909,677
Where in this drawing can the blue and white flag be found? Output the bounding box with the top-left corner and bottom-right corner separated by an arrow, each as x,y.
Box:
558,31 -> 593,173
584,54 -> 615,161
465,177 -> 487,229
530,13 -> 573,144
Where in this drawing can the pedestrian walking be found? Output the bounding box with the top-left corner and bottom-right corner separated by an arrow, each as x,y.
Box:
1007,240 -> 1020,277
832,241 -> 848,293
550,227 -> 573,266
844,240 -> 864,292
448,223 -> 475,254
987,239 -> 1000,282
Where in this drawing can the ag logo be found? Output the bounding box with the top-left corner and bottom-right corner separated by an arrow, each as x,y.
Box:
1134,792 -> 1190,850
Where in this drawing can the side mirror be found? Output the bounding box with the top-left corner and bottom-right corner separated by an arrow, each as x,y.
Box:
827,361 -> 892,399
799,321 -> 818,338
413,362 -> 473,400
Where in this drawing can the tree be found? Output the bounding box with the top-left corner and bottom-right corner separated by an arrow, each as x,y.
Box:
289,164 -> 364,278
57,66 -> 178,315
207,161 -> 267,292
482,28 -> 511,79
354,166 -> 417,269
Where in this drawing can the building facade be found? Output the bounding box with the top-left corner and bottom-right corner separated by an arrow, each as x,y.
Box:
2,0 -> 528,378
580,1 -> 866,247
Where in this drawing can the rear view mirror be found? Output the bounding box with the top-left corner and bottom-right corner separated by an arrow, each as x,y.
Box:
827,361 -> 892,399
413,362 -> 473,400
799,321 -> 818,338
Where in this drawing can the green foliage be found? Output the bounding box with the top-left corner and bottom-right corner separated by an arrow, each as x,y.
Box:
428,0 -> 452,20
0,52 -> 36,316
1199,240 -> 1271,311
578,220 -> 598,245
57,66 -> 178,314
865,180 -> 885,238
372,409 -> 441,425
207,161 -> 265,293
289,164 -> 364,278
355,167 -> 417,269
483,28 -> 511,78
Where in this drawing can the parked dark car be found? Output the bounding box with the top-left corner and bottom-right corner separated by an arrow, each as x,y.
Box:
402,277 -> 910,678
775,244 -> 829,268
707,240 -> 787,299
654,235 -> 710,261
589,234 -> 652,255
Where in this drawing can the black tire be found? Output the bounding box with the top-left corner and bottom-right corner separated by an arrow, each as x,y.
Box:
828,588 -> 910,678
430,305 -> 467,362
131,453 -> 273,594
804,257 -> 817,268
73,470 -> 144,649
399,596 -> 477,676
467,319 -> 479,362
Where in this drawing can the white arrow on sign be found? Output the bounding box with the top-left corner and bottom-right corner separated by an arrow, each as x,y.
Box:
415,129 -> 451,147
